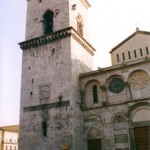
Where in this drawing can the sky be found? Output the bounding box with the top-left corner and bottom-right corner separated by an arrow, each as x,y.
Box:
1,0 -> 150,126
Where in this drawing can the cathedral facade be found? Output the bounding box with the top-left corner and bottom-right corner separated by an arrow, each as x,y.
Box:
19,0 -> 150,150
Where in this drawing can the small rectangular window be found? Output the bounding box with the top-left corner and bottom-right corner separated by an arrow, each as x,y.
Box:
122,53 -> 125,61
128,51 -> 131,59
146,47 -> 149,55
140,48 -> 143,56
117,54 -> 119,62
134,50 -> 137,58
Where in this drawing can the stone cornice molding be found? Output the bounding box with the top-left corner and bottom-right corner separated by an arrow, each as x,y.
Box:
79,58 -> 150,78
19,27 -> 95,56
80,0 -> 91,9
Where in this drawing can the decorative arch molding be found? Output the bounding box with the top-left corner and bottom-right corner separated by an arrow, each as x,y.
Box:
38,9 -> 54,22
87,127 -> 101,140
106,74 -> 125,85
128,102 -> 150,150
128,102 -> 150,117
84,114 -> 102,123
112,113 -> 128,123
128,102 -> 150,122
128,69 -> 150,78
83,79 -> 100,90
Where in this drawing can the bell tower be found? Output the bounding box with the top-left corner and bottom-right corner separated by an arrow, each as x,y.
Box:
19,0 -> 95,149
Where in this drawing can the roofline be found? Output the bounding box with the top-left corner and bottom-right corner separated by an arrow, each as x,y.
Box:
0,125 -> 19,132
79,57 -> 150,78
110,29 -> 150,54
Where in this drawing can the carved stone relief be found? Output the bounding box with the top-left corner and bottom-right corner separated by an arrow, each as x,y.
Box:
39,83 -> 51,100
130,71 -> 149,90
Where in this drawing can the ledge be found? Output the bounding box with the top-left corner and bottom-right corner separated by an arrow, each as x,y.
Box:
19,27 -> 95,56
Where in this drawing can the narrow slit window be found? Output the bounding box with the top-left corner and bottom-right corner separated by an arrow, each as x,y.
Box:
146,47 -> 149,55
42,121 -> 47,137
92,85 -> 98,103
140,48 -> 143,56
43,10 -> 54,34
128,51 -> 131,59
134,50 -> 137,58
117,54 -> 119,62
122,53 -> 125,61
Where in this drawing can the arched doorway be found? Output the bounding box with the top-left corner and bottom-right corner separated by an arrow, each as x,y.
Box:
129,103 -> 150,150
87,128 -> 102,150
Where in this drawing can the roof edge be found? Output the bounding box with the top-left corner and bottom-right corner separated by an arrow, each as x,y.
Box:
110,29 -> 150,53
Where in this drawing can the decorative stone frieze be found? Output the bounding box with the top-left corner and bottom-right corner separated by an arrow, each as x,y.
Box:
19,27 -> 95,56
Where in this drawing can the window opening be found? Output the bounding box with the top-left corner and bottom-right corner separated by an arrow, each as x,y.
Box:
117,54 -> 119,62
42,120 -> 48,137
146,47 -> 149,55
140,48 -> 143,56
128,51 -> 131,59
122,53 -> 125,61
92,85 -> 98,103
134,50 -> 137,58
43,10 -> 54,34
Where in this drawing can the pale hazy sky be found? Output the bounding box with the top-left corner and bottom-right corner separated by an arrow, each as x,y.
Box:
1,0 -> 150,126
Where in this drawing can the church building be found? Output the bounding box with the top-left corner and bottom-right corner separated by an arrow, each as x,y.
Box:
19,0 -> 150,150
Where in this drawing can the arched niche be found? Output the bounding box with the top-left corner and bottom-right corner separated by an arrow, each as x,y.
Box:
43,10 -> 54,34
87,127 -> 101,140
83,79 -> 101,107
129,104 -> 150,122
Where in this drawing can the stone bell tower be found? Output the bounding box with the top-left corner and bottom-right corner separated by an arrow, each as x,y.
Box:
19,0 -> 95,149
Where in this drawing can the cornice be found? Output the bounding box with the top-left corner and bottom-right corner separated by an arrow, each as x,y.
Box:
80,0 -> 91,9
79,57 -> 150,78
82,97 -> 150,111
110,29 -> 150,53
19,27 -> 95,56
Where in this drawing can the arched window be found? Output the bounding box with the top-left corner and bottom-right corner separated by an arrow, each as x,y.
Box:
77,14 -> 83,36
43,10 -> 54,34
93,85 -> 98,103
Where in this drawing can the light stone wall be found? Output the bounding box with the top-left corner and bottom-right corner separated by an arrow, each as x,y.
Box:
111,33 -> 150,65
80,60 -> 150,150
26,0 -> 70,40
69,0 -> 91,40
26,0 -> 90,41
